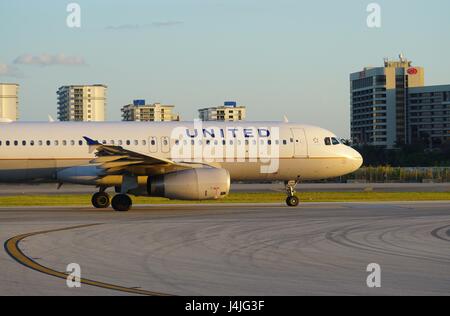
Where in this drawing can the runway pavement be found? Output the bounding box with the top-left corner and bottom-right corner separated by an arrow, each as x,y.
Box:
0,202 -> 449,296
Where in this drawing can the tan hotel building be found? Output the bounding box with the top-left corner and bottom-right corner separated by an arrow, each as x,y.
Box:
350,55 -> 449,148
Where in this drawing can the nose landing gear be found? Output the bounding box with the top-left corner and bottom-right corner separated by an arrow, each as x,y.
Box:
285,179 -> 300,207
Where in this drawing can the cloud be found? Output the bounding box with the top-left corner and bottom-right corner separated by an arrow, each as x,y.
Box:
105,24 -> 141,30
105,21 -> 183,30
0,63 -> 23,78
13,53 -> 86,66
151,21 -> 184,28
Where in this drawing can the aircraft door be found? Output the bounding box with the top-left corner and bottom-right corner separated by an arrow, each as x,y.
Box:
149,136 -> 158,153
291,128 -> 308,157
161,136 -> 170,153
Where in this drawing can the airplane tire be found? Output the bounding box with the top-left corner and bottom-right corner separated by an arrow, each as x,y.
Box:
92,192 -> 110,208
286,195 -> 300,207
111,194 -> 132,212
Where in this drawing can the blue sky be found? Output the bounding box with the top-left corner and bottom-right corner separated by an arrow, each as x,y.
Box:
1,0 -> 450,137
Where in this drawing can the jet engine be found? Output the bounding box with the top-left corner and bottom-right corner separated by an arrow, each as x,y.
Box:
145,168 -> 230,200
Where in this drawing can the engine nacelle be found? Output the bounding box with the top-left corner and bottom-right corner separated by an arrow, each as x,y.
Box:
57,165 -> 103,185
146,168 -> 230,200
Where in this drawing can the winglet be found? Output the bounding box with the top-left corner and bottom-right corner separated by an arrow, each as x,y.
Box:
83,136 -> 100,146
283,115 -> 289,123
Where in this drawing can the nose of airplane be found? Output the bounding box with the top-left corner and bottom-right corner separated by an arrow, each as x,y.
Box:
346,147 -> 363,172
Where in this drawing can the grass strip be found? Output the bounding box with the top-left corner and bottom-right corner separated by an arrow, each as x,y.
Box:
0,191 -> 448,206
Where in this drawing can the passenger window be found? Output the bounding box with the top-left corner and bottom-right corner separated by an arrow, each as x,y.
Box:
14,141 -> 18,146
331,137 -> 340,145
70,140 -> 75,146
118,140 -> 123,146
283,140 -> 287,145
268,140 -> 272,145
22,141 -> 26,146
142,140 -> 146,146
151,140 -> 156,146
30,140 -> 35,146
54,140 -> 59,146
62,140 -> 67,146
102,140 -> 107,145
134,140 -> 138,145
324,137 -> 331,146
79,140 -> 83,146
38,140 -> 43,146
126,140 -> 131,145
175,140 -> 180,145
6,141 -> 10,146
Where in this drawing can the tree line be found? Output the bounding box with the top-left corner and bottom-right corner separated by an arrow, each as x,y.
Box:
353,142 -> 450,167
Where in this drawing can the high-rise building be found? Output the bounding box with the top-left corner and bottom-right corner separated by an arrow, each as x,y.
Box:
198,101 -> 246,121
121,100 -> 180,121
0,83 -> 19,121
350,55 -> 449,148
408,85 -> 450,147
57,84 -> 107,121
350,55 -> 425,148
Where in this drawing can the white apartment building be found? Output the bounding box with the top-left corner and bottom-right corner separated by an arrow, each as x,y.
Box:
121,100 -> 180,121
0,83 -> 19,121
198,101 -> 246,121
57,84 -> 107,121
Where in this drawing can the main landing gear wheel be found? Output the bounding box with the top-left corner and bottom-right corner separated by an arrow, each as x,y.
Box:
91,192 -> 110,208
111,194 -> 132,212
285,178 -> 300,207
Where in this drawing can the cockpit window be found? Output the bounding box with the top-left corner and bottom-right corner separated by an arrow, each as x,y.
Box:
324,137 -> 331,146
331,137 -> 340,145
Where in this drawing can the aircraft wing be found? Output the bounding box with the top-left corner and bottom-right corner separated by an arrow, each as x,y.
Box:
83,136 -> 214,176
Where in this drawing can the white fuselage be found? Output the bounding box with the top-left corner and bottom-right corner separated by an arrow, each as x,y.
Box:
0,121 -> 363,184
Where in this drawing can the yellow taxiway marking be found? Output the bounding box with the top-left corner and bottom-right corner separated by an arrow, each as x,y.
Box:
4,224 -> 171,296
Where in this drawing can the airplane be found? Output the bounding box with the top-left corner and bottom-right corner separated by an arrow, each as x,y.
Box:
0,121 -> 363,211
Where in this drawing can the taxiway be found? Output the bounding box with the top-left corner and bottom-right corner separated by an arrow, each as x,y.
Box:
1,202 -> 449,296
